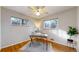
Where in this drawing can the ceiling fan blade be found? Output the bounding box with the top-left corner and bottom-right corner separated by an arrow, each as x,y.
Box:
28,6 -> 38,12
39,8 -> 48,14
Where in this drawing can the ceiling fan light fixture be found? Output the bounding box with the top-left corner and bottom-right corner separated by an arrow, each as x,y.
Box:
29,6 -> 48,16
35,12 -> 40,16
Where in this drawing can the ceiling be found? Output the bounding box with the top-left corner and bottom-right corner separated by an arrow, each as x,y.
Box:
4,6 -> 75,19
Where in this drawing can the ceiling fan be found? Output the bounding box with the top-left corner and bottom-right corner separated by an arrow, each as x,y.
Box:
28,6 -> 48,16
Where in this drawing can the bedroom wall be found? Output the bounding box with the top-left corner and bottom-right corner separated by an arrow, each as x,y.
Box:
1,7 -> 36,48
41,7 -> 77,46
0,7 -> 1,48
42,7 -> 77,31
76,7 -> 79,51
33,18 -> 42,29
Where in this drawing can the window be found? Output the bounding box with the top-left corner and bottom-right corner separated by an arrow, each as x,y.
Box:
11,16 -> 21,25
11,16 -> 28,26
43,19 -> 58,29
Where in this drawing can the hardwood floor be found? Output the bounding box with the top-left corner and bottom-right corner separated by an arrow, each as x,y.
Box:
0,40 -> 30,52
31,38 -> 76,52
0,38 -> 76,52
50,41 -> 76,52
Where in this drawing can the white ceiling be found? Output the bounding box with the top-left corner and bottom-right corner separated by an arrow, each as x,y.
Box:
4,6 -> 75,19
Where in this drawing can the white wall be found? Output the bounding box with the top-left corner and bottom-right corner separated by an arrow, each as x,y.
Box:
42,7 -> 77,47
43,7 -> 77,31
76,7 -> 79,51
0,7 -> 1,48
1,7 -> 36,48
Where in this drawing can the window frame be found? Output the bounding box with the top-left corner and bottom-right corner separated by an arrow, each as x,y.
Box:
11,16 -> 29,26
43,18 -> 59,30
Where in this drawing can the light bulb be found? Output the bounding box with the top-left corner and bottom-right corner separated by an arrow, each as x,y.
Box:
36,12 -> 40,16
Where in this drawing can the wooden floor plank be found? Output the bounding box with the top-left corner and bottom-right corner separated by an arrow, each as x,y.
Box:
0,40 -> 30,52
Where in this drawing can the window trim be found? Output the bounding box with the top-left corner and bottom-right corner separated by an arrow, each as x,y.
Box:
43,18 -> 59,30
11,16 -> 29,26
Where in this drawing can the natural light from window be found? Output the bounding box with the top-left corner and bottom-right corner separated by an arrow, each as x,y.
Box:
52,29 -> 70,39
43,19 -> 69,39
